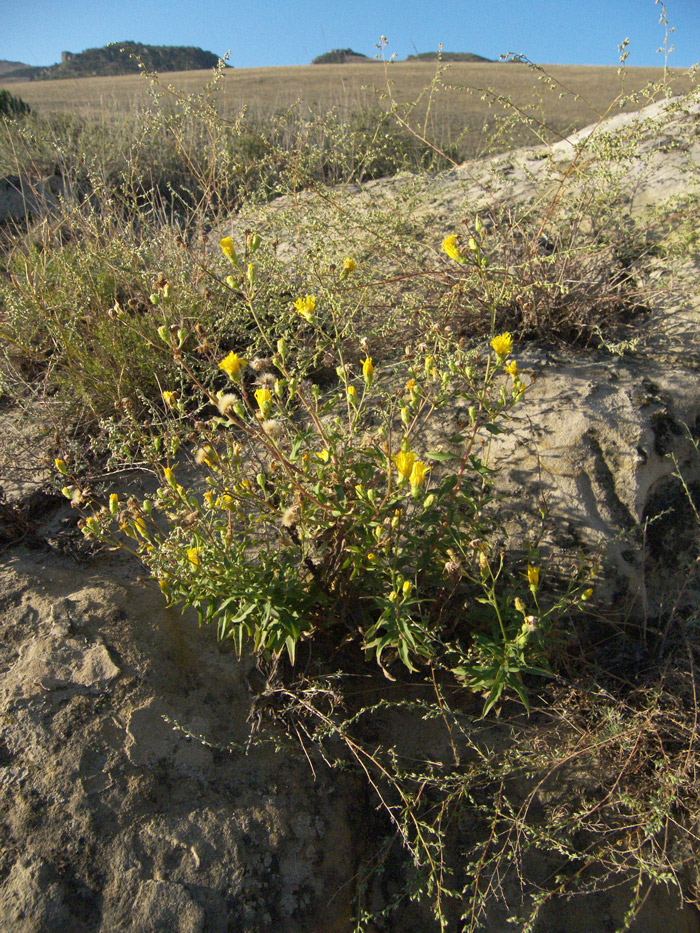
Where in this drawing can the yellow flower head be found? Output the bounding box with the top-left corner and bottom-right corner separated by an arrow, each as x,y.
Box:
409,460 -> 428,491
293,294 -> 316,323
218,351 -> 247,383
83,516 -> 100,537
442,234 -> 467,265
527,564 -> 540,587
54,458 -> 68,475
220,237 -> 237,262
505,360 -> 518,377
254,387 -> 273,415
187,547 -> 200,568
362,356 -> 374,386
393,450 -> 416,484
340,258 -> 357,281
347,385 -> 358,403
491,332 -> 513,357
162,390 -> 177,408
133,517 -> 148,538
316,449 -> 330,463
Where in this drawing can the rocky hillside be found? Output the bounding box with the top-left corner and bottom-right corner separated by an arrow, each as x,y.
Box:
312,49 -> 492,64
1,43 -> 225,82
0,60 -> 28,77
311,48 -> 372,64
406,51 -> 493,62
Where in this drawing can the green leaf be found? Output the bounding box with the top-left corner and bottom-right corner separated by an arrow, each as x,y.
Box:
228,601 -> 257,624
397,639 -> 418,671
482,679 -> 505,716
426,450 -> 458,462
469,456 -> 496,476
508,675 -> 531,713
483,423 -> 504,435
285,634 -> 297,665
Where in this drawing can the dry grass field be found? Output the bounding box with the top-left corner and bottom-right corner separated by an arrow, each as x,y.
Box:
3,61 -> 697,159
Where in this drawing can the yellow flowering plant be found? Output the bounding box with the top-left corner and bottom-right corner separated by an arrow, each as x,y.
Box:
81,235 -> 593,711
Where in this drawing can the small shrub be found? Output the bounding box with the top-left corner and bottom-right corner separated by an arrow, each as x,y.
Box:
0,89 -> 30,118
74,235 -> 593,713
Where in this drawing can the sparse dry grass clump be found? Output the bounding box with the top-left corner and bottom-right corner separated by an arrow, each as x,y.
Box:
1,29 -> 700,931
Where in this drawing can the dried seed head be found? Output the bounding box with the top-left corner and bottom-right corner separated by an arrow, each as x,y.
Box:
250,357 -> 273,373
257,372 -> 277,389
282,505 -> 300,528
262,419 -> 283,438
444,557 -> 462,580
217,393 -> 238,416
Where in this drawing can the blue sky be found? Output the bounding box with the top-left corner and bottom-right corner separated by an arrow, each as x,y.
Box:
2,0 -> 699,70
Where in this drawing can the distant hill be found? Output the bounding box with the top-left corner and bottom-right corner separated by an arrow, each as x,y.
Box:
0,42 -> 225,82
310,49 -> 494,66
311,49 -> 373,65
0,60 -> 29,77
406,51 -> 493,63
